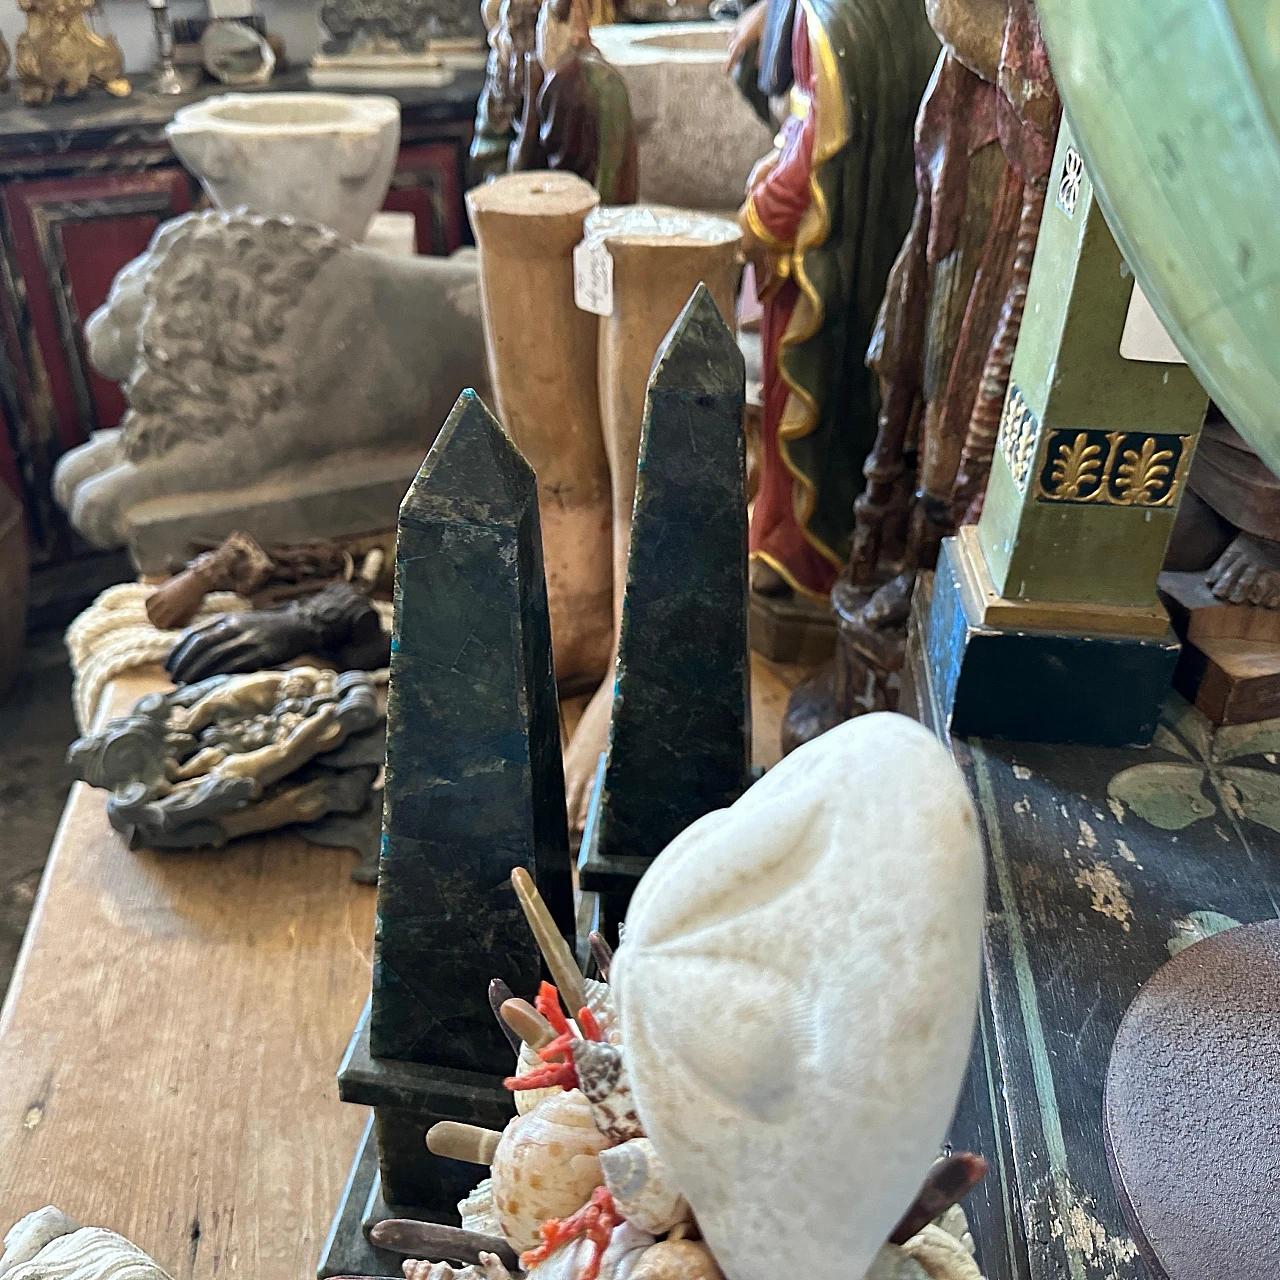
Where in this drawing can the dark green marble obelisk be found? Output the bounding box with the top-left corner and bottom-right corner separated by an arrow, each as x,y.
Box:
373,388 -> 572,1072
323,391 -> 575,1274
579,286 -> 751,934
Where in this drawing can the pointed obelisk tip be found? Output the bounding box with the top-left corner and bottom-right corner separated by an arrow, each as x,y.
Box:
649,282 -> 744,394
401,388 -> 535,520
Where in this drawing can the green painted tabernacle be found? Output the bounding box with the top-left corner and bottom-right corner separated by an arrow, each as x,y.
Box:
977,123 -> 1206,608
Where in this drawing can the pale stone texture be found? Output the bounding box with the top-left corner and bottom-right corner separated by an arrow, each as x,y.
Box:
612,713 -> 985,1280
167,92 -> 400,242
53,209 -> 489,571
590,23 -> 774,212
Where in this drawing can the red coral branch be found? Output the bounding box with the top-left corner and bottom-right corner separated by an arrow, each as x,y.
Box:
536,981 -> 572,1036
576,1006 -> 603,1042
519,1187 -> 618,1280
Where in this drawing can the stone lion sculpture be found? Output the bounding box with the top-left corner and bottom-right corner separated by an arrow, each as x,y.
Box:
55,208 -> 490,571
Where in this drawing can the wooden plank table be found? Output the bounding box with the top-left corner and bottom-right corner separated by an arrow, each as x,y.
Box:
0,655 -> 811,1280
0,668 -> 379,1280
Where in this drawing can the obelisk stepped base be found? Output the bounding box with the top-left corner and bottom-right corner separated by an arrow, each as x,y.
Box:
921,534 -> 1179,747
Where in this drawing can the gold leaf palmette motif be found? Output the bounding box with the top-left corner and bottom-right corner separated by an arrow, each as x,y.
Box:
1047,432 -> 1103,500
1114,437 -> 1174,506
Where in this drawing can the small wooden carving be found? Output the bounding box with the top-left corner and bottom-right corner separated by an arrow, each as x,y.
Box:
508,0 -> 638,204
783,0 -> 1062,752
15,0 -> 129,105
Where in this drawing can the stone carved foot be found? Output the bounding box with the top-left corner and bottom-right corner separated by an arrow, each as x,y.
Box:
1205,532 -> 1280,607
52,429 -> 123,514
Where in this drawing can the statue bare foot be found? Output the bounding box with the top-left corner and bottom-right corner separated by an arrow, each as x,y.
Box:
1206,532 -> 1280,607
563,677 -> 612,836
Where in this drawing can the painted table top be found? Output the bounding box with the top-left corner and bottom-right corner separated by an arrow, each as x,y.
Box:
945,696 -> 1280,1280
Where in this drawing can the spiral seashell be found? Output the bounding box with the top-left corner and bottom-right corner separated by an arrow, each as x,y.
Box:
899,1225 -> 983,1280
513,1040 -> 563,1116
489,1090 -> 612,1253
458,1179 -> 504,1239
583,978 -> 621,1045
402,1256 -> 512,1280
0,1227 -> 174,1280
572,1040 -> 642,1141
627,1240 -> 724,1280
524,1223 -> 654,1280
598,1140 -> 689,1235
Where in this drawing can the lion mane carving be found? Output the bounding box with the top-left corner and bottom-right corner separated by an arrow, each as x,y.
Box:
118,212 -> 343,462
55,208 -> 490,565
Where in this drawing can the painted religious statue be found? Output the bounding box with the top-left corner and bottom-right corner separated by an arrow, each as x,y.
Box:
735,0 -> 938,631
472,0 -> 637,204
783,0 -> 1062,749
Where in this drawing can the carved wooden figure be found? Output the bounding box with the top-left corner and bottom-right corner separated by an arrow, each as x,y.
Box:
509,0 -> 638,205
738,0 -> 937,659
783,0 -> 1061,751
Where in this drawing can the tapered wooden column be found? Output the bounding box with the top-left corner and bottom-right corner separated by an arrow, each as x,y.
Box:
467,172 -> 613,692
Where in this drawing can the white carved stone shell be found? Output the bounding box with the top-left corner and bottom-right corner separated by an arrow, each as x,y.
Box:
611,714 -> 984,1280
1,1229 -> 174,1280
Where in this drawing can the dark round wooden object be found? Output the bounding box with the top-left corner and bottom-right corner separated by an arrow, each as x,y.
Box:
1104,920 -> 1280,1280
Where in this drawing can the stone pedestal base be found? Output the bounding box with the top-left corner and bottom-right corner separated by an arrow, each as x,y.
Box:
327,1000 -> 514,1263
125,449 -> 429,574
918,532 -> 1179,747
748,589 -> 835,663
319,1118 -> 403,1279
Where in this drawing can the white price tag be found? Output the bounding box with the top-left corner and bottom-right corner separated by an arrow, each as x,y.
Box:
573,239 -> 614,317
1119,280 -> 1186,364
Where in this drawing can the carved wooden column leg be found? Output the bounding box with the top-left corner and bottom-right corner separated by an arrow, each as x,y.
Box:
467,172 -> 614,694
951,178 -> 1048,521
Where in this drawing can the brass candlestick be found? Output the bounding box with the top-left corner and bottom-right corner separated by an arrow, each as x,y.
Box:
148,0 -> 197,94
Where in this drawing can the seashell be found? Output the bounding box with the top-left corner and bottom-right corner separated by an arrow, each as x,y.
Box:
899,1225 -> 983,1280
402,1255 -> 513,1280
864,1246 -> 931,1280
459,1179 -> 504,1239
611,715 -> 984,1280
489,1089 -> 612,1253
0,1208 -> 80,1278
1,1227 -> 174,1280
598,1140 -> 689,1235
583,978 -> 621,1045
513,1039 -> 563,1116
572,1040 -> 642,1141
627,1240 -> 723,1280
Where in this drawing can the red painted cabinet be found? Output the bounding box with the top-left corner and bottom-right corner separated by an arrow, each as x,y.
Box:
3,164 -> 194,453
